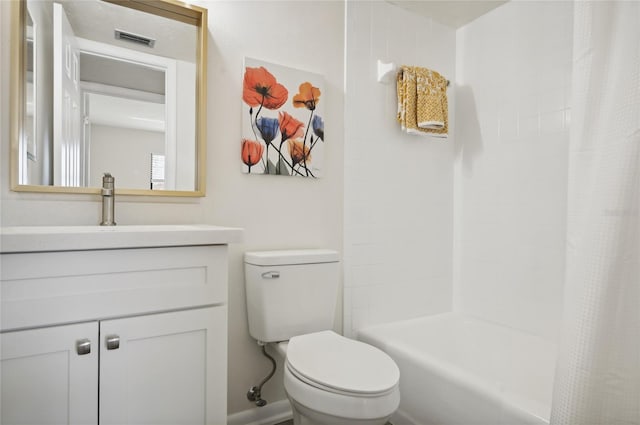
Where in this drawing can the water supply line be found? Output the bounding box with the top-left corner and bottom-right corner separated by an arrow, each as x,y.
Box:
246,342 -> 276,407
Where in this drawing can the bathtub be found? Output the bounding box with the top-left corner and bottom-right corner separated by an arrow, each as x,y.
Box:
358,313 -> 557,425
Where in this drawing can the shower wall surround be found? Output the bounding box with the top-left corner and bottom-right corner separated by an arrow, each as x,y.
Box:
454,1 -> 573,342
344,1 -> 456,336
345,1 -> 573,343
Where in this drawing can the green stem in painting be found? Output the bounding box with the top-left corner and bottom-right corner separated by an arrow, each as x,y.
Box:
272,144 -> 306,177
248,108 -> 266,170
301,110 -> 315,176
256,96 -> 270,173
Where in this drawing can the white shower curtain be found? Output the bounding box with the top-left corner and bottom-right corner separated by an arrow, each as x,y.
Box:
551,2 -> 640,424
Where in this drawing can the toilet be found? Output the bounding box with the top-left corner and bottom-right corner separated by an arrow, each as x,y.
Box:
244,249 -> 400,425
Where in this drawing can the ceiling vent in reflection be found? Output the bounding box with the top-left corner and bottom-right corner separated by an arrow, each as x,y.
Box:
114,29 -> 156,48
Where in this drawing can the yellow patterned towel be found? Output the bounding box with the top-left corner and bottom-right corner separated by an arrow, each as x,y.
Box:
396,66 -> 448,138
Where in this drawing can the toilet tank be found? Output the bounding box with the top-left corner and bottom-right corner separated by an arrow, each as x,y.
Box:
244,249 -> 340,343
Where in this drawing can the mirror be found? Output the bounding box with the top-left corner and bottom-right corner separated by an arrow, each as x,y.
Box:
10,0 -> 207,196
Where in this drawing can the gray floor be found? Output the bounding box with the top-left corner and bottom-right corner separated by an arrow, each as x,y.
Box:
275,421 -> 392,425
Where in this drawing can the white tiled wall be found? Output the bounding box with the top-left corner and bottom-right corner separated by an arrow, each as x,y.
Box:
344,1 -> 456,336
454,1 -> 573,341
345,1 -> 573,342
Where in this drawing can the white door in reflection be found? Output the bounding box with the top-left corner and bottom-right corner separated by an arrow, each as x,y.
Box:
53,3 -> 82,187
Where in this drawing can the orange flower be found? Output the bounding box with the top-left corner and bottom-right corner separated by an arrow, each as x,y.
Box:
278,111 -> 304,142
243,67 -> 288,110
241,139 -> 264,171
287,139 -> 311,166
292,82 -> 321,110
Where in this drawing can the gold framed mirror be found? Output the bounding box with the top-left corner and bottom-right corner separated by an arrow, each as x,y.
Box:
10,0 -> 207,197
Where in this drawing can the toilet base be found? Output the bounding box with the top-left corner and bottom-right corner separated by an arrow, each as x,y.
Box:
288,396 -> 392,425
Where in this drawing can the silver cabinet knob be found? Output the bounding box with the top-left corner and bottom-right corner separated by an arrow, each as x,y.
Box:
105,334 -> 120,350
76,338 -> 91,355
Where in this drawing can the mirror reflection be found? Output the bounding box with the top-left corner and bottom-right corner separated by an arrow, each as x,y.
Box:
20,0 -> 202,192
23,10 -> 36,184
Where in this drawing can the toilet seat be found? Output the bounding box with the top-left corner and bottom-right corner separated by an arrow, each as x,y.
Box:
286,331 -> 399,396
287,364 -> 397,398
284,362 -> 400,421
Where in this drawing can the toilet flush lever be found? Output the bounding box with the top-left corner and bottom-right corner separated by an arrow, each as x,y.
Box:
261,271 -> 280,279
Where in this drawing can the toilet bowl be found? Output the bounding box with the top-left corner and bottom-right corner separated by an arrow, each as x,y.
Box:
280,331 -> 400,425
244,250 -> 401,425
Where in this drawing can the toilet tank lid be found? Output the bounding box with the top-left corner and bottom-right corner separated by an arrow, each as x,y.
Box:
244,249 -> 339,266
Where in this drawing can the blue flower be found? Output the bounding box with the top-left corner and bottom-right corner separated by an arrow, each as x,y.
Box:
256,117 -> 279,145
312,115 -> 324,141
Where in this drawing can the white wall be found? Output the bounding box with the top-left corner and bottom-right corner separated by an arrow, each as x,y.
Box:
343,1 -> 456,336
454,1 -> 573,341
0,0 -> 344,416
203,0 -> 344,415
175,60 -> 196,191
89,124 -> 164,188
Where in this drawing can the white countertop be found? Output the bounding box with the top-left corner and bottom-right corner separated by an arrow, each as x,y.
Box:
0,224 -> 243,253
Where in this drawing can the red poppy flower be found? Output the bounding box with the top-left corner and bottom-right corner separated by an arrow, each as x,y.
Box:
287,139 -> 311,166
242,139 -> 264,169
243,67 -> 288,110
293,82 -> 321,110
279,111 -> 304,142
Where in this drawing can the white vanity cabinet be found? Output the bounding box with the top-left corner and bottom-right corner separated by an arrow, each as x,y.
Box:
99,307 -> 226,425
1,322 -> 99,425
0,225 -> 242,425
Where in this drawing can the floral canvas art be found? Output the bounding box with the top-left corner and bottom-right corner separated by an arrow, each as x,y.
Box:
241,58 -> 325,177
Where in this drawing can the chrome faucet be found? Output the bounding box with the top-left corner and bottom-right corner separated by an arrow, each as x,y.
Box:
100,173 -> 116,226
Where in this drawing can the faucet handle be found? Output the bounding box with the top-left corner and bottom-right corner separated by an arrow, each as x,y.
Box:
102,172 -> 114,187
102,173 -> 114,195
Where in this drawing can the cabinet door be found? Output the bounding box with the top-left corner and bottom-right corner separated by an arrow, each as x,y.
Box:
100,307 -> 227,425
1,322 -> 98,425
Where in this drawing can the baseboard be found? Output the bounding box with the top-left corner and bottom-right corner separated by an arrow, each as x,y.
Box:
227,399 -> 292,425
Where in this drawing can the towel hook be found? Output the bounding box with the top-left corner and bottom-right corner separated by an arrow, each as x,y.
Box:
377,60 -> 397,83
